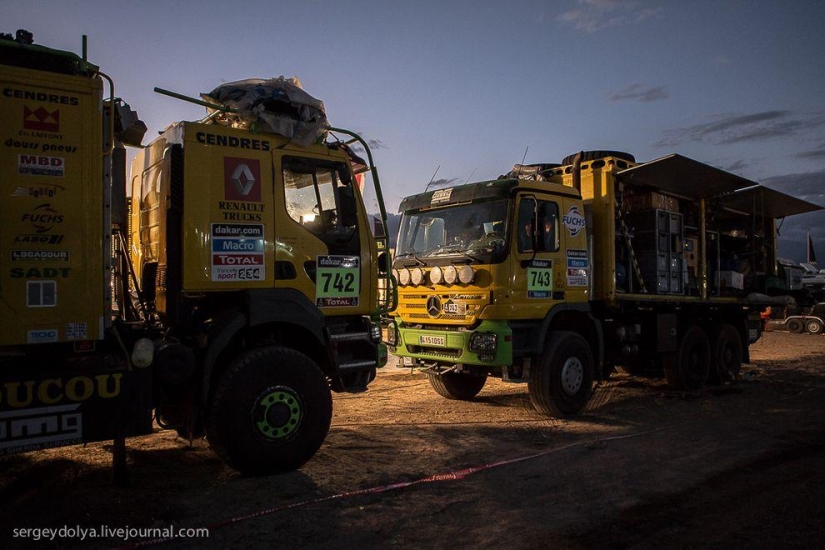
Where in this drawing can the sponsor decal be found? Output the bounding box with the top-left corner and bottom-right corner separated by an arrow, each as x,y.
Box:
23,105 -> 60,132
11,267 -> 70,278
217,201 -> 264,222
196,132 -> 271,151
566,250 -> 589,287
0,373 -> 122,409
22,203 -> 63,233
562,205 -> 586,237
224,157 -> 261,201
11,183 -> 66,198
65,322 -> 87,341
27,329 -> 58,343
210,224 -> 265,282
11,250 -> 70,262
0,404 -> 82,455
3,88 -> 79,105
13,234 -> 64,245
3,139 -> 76,154
431,188 -> 452,204
316,255 -> 360,307
18,154 -> 64,177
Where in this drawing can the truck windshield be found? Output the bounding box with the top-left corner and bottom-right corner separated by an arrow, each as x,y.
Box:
396,199 -> 509,263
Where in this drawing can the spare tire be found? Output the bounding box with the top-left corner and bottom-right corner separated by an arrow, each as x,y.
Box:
562,151 -> 636,166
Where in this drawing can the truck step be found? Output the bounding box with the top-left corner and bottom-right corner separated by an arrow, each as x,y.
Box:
338,360 -> 376,372
329,331 -> 371,342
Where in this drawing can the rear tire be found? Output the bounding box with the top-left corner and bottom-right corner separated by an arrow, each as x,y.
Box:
806,318 -> 824,334
663,325 -> 711,390
786,318 -> 804,333
709,324 -> 743,384
528,331 -> 594,416
206,347 -> 332,475
427,372 -> 487,400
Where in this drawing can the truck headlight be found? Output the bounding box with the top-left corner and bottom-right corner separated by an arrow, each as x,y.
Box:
458,265 -> 475,284
469,332 -> 497,353
411,267 -> 425,286
385,323 -> 398,346
398,268 -> 411,286
430,266 -> 443,284
443,265 -> 457,284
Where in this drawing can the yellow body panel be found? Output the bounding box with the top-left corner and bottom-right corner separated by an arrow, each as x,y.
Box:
0,65 -> 104,345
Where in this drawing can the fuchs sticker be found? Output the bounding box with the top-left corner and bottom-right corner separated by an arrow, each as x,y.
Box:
431,188 -> 453,204
18,155 -> 64,177
210,223 -> 265,282
224,157 -> 261,202
22,204 -> 63,233
316,255 -> 360,307
563,206 -> 586,237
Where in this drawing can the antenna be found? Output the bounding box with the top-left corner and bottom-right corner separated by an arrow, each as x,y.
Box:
462,168 -> 477,185
424,165 -> 441,192
516,145 -> 529,178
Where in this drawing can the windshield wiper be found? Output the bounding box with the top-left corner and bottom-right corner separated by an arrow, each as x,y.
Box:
397,251 -> 426,266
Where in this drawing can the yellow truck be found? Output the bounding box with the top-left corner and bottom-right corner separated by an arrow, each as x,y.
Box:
388,151 -> 820,415
0,31 -> 389,476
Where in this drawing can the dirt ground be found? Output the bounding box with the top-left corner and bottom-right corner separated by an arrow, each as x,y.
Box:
2,328 -> 824,549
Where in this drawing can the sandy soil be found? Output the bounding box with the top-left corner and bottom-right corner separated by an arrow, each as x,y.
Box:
1,329 -> 824,549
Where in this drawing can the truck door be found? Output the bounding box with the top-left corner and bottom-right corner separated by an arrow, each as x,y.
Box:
278,154 -> 367,312
514,194 -> 564,314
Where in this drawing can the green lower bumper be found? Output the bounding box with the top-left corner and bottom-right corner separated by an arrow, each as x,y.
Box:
392,319 -> 512,367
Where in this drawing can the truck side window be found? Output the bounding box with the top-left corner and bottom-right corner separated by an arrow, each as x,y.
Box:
539,202 -> 559,252
282,156 -> 359,253
517,199 -> 536,253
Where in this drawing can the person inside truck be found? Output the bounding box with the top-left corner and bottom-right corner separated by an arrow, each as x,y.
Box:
519,218 -> 535,252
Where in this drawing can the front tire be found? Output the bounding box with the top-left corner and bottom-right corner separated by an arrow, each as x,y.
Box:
206,347 -> 332,476
427,371 -> 487,400
528,331 -> 594,416
787,318 -> 805,333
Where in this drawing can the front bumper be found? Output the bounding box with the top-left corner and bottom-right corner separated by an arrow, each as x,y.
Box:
390,319 -> 512,367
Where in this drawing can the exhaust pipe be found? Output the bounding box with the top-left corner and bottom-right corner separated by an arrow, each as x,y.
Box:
571,151 -> 583,192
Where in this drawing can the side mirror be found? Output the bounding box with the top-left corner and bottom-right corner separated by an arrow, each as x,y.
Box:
339,186 -> 358,227
377,252 -> 389,274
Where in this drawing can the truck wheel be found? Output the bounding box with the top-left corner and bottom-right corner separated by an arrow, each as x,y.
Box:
663,325 -> 711,390
806,319 -> 824,334
528,331 -> 594,416
709,324 -> 743,384
427,372 -> 487,400
786,318 -> 805,333
206,347 -> 332,476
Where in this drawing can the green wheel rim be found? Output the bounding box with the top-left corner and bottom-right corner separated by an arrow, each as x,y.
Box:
253,386 -> 303,440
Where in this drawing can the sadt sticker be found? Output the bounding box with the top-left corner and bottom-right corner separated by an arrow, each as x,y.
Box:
224,157 -> 261,202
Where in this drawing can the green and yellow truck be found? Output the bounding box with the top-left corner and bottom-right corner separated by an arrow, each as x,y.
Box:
388,151 -> 820,415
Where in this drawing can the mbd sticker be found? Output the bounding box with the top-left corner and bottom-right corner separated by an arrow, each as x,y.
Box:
563,205 -> 586,237
18,155 -> 64,177
316,255 -> 360,307
210,223 -> 265,282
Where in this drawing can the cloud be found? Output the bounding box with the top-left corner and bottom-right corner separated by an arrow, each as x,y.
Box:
724,159 -> 749,172
762,169 -> 825,205
656,110 -> 825,147
795,147 -> 825,160
558,0 -> 663,33
610,83 -> 669,102
368,138 -> 387,150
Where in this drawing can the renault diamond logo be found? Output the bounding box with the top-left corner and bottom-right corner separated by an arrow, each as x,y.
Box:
426,295 -> 441,317
231,164 -> 256,195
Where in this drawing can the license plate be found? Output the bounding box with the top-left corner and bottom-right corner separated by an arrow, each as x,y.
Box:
420,335 -> 446,346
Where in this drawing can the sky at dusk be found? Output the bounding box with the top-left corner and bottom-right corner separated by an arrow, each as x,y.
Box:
3,0 -> 824,262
